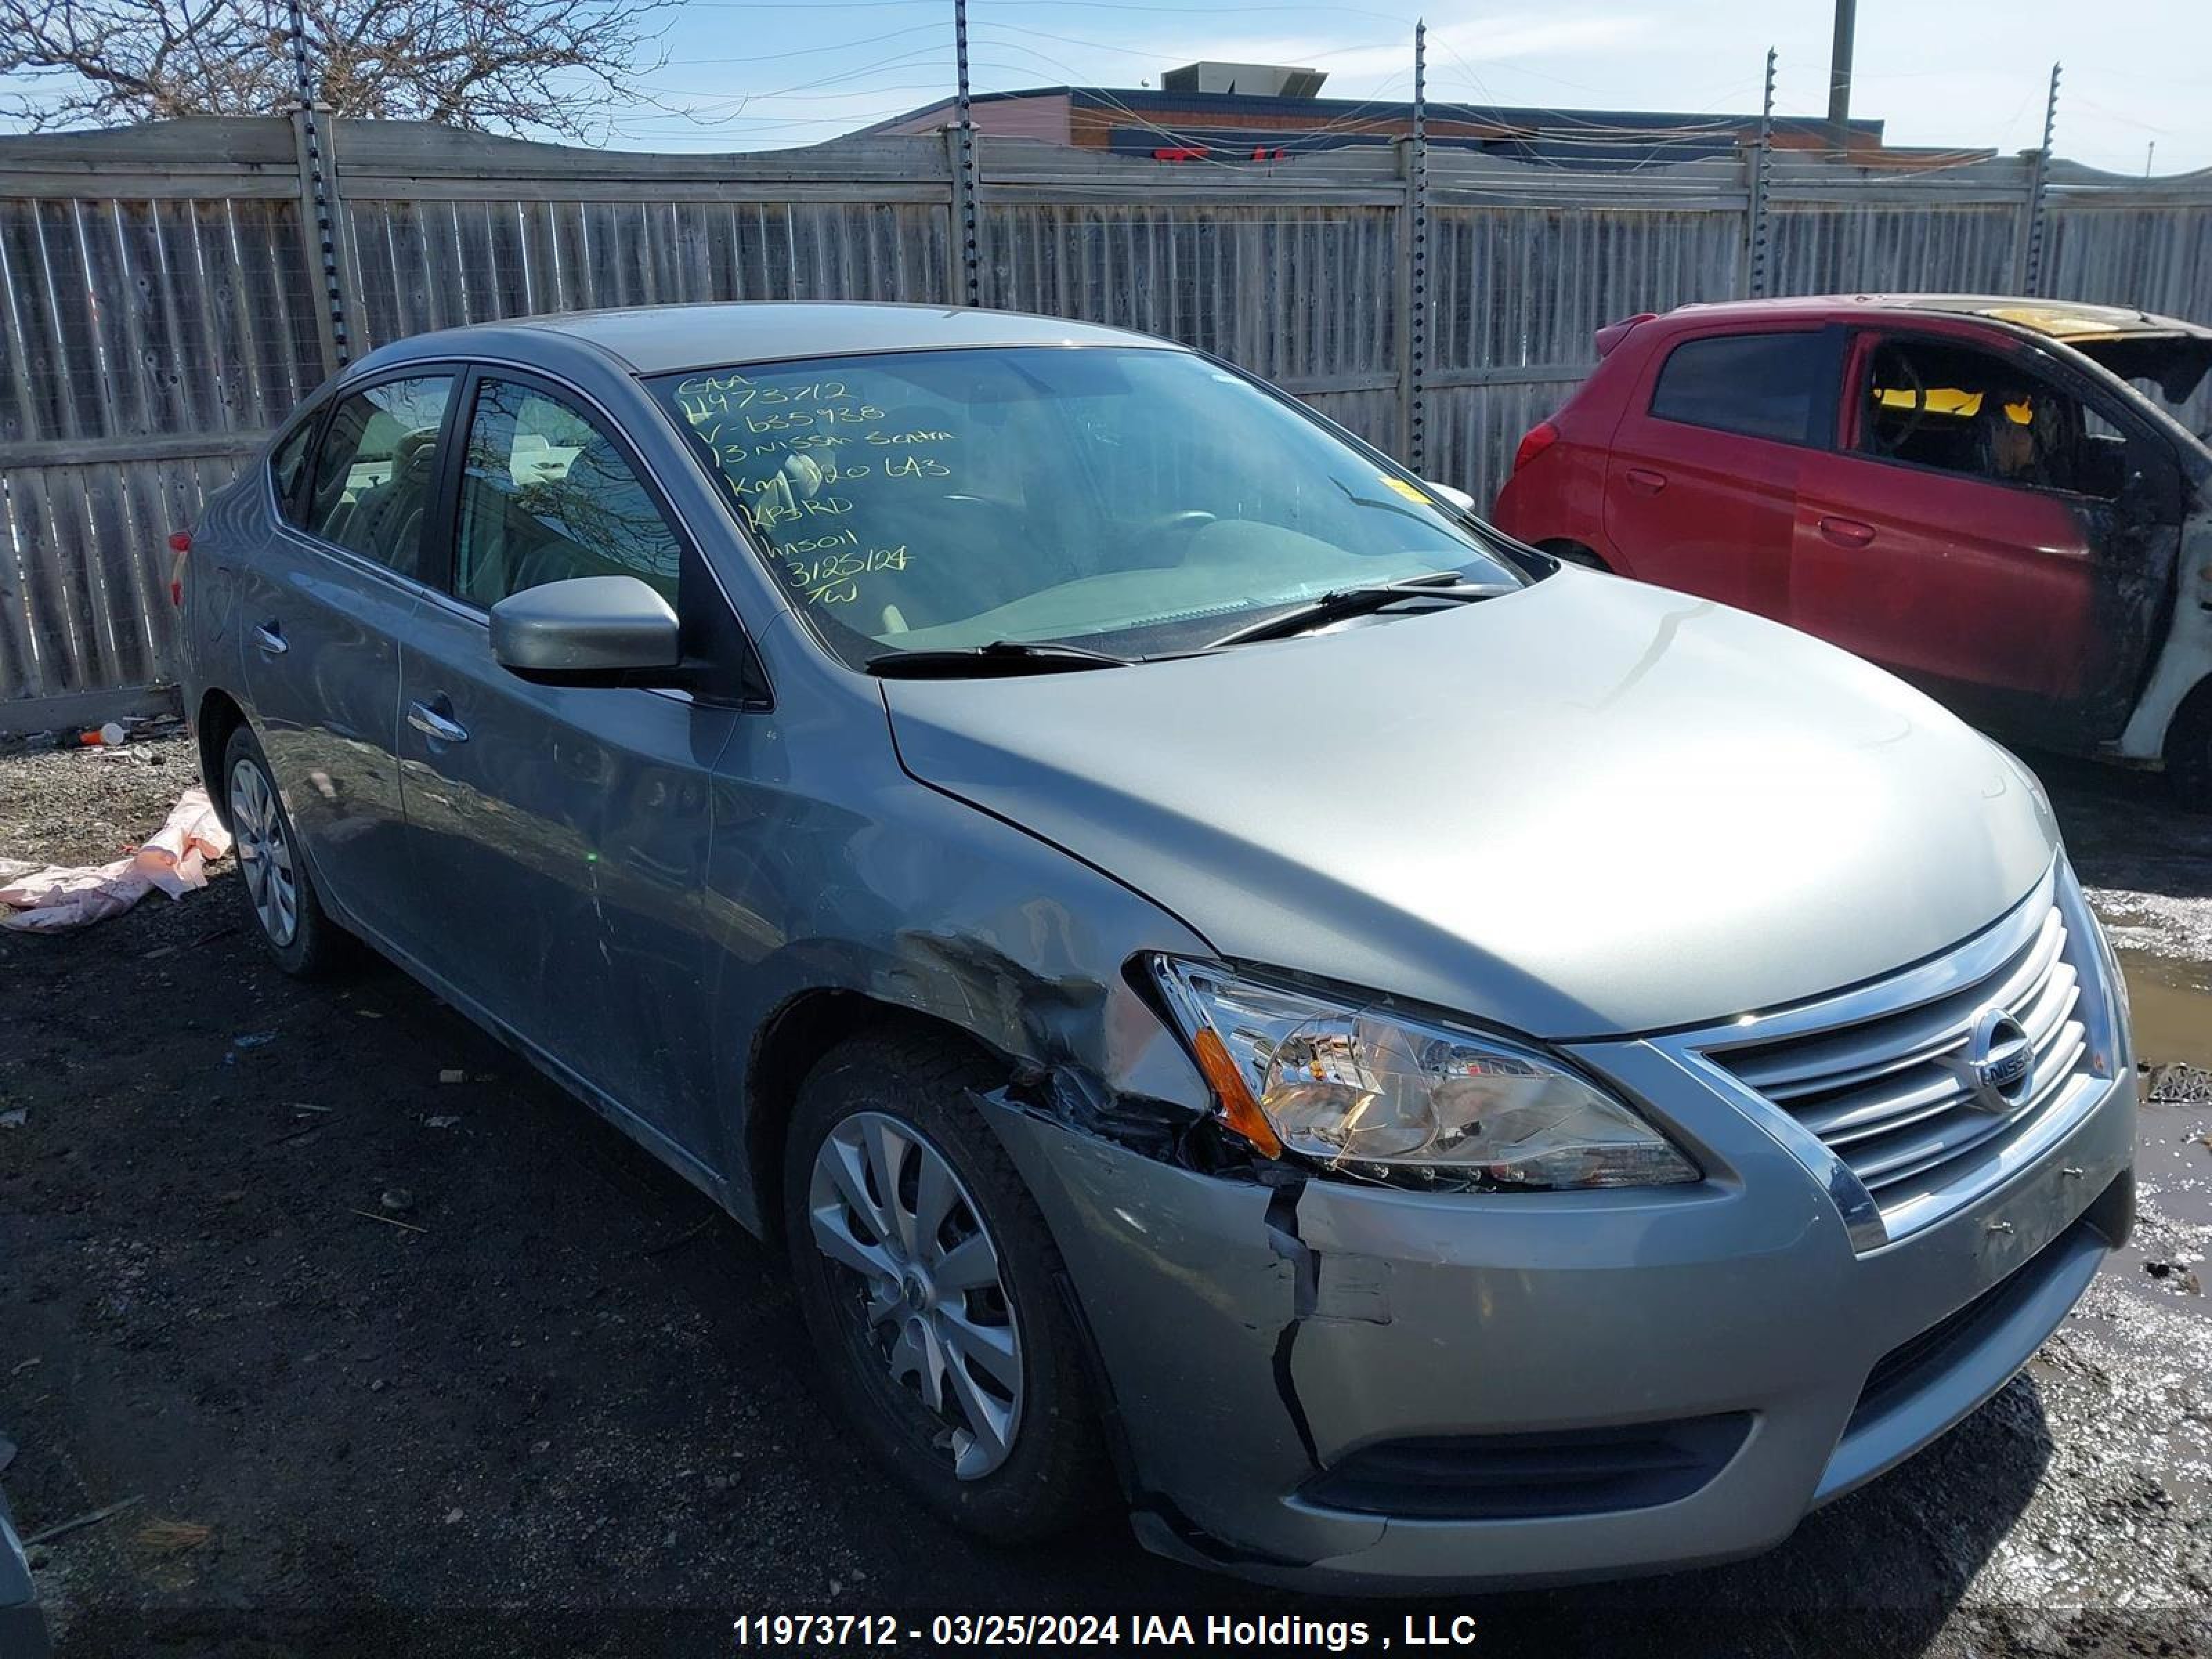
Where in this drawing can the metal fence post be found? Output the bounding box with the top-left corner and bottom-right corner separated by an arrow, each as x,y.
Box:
1746,47 -> 1776,299
2021,62 -> 2061,297
1400,20 -> 1430,474
287,0 -> 351,371
946,0 -> 982,306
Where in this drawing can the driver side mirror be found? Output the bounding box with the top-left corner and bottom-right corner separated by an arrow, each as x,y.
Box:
490,574 -> 682,682
1424,481 -> 1478,516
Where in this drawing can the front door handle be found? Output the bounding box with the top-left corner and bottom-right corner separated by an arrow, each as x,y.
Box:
252,622 -> 288,657
1818,516 -> 1877,547
1624,467 -> 1668,496
406,701 -> 469,744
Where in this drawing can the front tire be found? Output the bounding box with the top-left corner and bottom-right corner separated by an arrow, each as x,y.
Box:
222,724 -> 348,977
782,1030 -> 1111,1541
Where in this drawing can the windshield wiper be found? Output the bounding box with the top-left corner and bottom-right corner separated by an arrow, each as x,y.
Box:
865,639 -> 1134,677
1203,572 -> 1512,650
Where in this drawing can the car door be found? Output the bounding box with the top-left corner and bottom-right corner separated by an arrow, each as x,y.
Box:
236,371 -> 456,948
397,368 -> 744,1173
1790,328 -> 2185,743
1600,327 -> 1839,621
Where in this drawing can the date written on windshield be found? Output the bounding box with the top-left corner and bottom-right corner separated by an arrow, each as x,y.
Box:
782,544 -> 914,606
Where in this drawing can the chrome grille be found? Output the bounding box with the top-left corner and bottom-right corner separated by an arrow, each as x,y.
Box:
1700,865 -> 2112,1244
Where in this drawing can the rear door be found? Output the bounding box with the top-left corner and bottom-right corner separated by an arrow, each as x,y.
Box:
1790,327 -> 2184,743
1601,327 -> 1839,621
236,371 -> 456,946
397,368 -> 743,1173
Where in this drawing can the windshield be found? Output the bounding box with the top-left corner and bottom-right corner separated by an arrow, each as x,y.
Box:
647,346 -> 1524,666
2068,335 -> 2212,442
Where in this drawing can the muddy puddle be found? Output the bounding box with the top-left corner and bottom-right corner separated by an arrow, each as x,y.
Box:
2115,945 -> 2212,1235
2121,949 -> 2212,1071
2109,948 -> 2211,1246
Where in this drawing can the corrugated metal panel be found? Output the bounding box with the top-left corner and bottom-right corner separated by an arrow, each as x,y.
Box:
0,189 -> 316,705
1430,204 -> 1744,374
982,203 -> 1398,383
1,451 -> 248,702
344,198 -> 950,349
1768,202 -> 2023,296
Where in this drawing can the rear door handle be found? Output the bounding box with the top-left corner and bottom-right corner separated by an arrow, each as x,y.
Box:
1818,516 -> 1876,547
1624,467 -> 1667,495
252,621 -> 288,657
406,701 -> 469,744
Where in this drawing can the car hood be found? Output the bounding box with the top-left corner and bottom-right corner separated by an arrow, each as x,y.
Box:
879,570 -> 2060,1039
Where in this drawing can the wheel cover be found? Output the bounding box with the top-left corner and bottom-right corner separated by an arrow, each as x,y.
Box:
807,1111 -> 1024,1479
228,757 -> 299,948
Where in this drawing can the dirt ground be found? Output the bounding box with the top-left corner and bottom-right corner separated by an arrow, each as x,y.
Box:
2,729 -> 2209,1658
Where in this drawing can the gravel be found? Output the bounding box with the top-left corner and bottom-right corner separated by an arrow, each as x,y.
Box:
1,730 -> 2209,1657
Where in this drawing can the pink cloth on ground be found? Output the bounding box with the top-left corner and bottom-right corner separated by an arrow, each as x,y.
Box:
0,787 -> 232,932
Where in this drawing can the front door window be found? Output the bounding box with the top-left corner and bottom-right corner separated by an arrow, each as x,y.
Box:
453,377 -> 683,610
1857,338 -> 2124,500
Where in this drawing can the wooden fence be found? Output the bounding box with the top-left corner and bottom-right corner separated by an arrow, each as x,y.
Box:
3,113 -> 2210,727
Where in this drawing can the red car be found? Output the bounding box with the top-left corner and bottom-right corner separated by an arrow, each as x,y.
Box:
1490,294 -> 2212,802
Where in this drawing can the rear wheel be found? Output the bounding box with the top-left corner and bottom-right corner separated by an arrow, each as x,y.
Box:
782,1030 -> 1111,1540
223,725 -> 348,977
2168,686 -> 2212,812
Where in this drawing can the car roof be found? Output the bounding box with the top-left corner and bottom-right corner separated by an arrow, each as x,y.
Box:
368,302 -> 1181,377
1661,292 -> 2212,342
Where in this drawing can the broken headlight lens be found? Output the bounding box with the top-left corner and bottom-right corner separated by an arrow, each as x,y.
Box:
1152,959 -> 1699,1191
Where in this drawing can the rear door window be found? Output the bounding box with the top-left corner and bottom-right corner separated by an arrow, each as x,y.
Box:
1649,332 -> 1830,445
298,375 -> 456,579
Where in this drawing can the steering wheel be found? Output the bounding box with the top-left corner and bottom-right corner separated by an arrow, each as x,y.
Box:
1870,346 -> 1929,455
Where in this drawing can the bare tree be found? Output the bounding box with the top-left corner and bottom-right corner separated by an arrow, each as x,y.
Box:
0,0 -> 676,139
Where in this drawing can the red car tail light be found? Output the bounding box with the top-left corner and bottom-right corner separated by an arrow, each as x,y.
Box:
1512,420 -> 1560,474
168,529 -> 191,608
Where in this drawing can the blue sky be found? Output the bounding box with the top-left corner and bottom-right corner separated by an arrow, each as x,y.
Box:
600,0 -> 2210,171
0,0 -> 2203,172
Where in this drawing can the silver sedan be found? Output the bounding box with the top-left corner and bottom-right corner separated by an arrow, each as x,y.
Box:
176,302 -> 2135,1589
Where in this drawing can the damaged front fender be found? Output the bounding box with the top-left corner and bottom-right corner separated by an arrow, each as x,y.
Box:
698,665 -> 1217,1226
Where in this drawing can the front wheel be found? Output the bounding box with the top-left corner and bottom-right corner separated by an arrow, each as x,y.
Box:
782,1031 -> 1112,1540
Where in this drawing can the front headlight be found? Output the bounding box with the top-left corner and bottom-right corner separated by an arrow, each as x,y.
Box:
1151,958 -> 1699,1191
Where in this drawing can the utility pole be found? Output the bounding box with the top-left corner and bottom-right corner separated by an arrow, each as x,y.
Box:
2023,61 -> 2061,297
1749,46 -> 1777,299
2146,140 -> 2156,177
1826,0 -> 1856,155
950,0 -> 981,306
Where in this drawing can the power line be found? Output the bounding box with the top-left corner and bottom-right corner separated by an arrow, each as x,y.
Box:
679,0 -> 1416,16
971,17 -> 1406,69
666,22 -> 949,68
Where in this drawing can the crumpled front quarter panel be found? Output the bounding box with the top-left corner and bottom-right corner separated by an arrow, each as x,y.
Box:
700,615 -> 1213,1216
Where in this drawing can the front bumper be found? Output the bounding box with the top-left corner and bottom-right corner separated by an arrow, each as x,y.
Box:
0,1479 -> 53,1659
979,1052 -> 2135,1593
